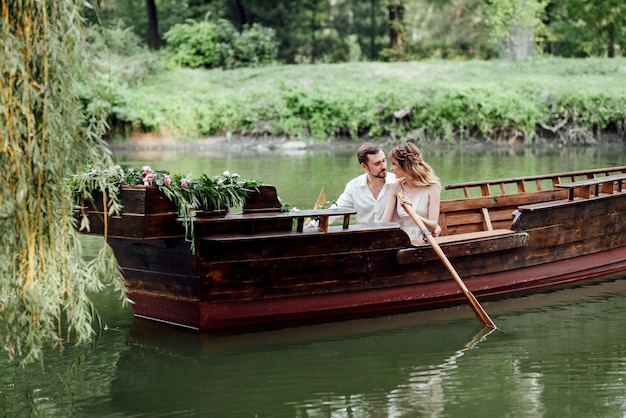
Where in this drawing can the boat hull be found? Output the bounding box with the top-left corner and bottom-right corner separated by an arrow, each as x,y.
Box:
125,245 -> 626,330
77,168 -> 626,330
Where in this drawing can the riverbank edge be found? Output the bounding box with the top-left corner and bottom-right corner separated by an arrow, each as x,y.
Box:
109,132 -> 626,153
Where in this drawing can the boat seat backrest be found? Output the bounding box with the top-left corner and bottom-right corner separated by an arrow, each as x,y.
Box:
438,189 -> 568,235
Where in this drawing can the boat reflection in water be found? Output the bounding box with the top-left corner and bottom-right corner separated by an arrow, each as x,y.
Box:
102,274 -> 626,417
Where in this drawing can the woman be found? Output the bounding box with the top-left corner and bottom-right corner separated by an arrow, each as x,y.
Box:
379,142 -> 441,242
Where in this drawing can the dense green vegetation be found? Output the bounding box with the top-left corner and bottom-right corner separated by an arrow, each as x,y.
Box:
89,0 -> 626,63
1,1 -> 125,365
113,57 -> 626,145
83,0 -> 626,146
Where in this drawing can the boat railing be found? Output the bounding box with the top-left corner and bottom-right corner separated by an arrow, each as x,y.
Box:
440,167 -> 626,237
445,166 -> 626,198
555,173 -> 626,201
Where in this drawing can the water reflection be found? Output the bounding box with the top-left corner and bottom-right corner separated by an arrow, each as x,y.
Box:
4,275 -> 626,416
105,314 -> 494,417
92,276 -> 626,417
4,144 -> 626,417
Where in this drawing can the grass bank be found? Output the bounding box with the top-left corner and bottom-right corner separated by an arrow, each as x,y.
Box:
116,57 -> 626,146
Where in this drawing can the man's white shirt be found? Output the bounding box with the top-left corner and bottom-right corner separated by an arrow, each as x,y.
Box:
335,173 -> 397,224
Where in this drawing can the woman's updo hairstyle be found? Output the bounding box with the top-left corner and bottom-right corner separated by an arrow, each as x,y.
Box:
389,142 -> 440,188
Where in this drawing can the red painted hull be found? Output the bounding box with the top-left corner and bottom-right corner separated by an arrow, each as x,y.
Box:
127,246 -> 626,330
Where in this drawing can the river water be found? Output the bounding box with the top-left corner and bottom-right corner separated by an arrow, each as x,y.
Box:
2,143 -> 626,417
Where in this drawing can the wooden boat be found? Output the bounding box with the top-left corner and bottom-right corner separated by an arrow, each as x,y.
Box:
77,166 -> 626,330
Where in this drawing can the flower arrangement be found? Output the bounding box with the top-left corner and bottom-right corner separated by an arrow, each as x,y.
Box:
68,163 -> 259,240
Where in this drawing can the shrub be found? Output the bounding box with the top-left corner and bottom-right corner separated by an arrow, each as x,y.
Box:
234,23 -> 279,67
163,18 -> 278,69
162,18 -> 217,68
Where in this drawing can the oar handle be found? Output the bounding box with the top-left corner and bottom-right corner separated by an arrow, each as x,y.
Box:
399,195 -> 498,330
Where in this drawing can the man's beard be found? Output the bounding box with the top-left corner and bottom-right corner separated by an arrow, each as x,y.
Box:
370,168 -> 386,179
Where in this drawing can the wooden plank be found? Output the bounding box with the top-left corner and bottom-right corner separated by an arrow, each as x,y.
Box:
76,210 -> 184,239
199,226 -> 409,262
435,229 -> 515,243
87,186 -> 178,214
109,238 -> 196,275
446,166 -> 626,190
600,181 -> 616,195
440,189 -> 567,212
438,189 -> 569,235
443,211 -> 485,227
445,166 -> 626,196
396,231 -> 528,264
482,208 -> 493,231
515,194 -> 626,230
553,173 -> 626,188
124,270 -> 199,299
555,173 -> 626,200
201,222 -> 401,243
191,207 -> 356,223
198,249 -> 419,301
242,184 -> 282,213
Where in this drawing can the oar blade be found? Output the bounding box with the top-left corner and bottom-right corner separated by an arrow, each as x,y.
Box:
399,196 -> 498,330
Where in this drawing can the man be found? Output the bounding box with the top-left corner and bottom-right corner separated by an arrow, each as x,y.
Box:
334,142 -> 397,224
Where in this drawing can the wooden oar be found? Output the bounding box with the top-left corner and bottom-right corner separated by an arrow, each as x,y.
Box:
313,186 -> 327,209
399,196 -> 498,330
303,186 -> 327,228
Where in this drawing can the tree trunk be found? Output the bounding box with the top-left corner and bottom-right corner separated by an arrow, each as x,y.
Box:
146,0 -> 159,50
370,0 -> 377,59
310,0 -> 319,62
502,23 -> 534,60
607,25 -> 615,57
232,0 -> 248,27
388,3 -> 405,49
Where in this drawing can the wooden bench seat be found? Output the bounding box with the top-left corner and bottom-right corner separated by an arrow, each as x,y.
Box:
434,228 -> 515,244
187,207 -> 356,233
396,229 -> 528,264
201,222 -> 401,243
555,173 -> 626,200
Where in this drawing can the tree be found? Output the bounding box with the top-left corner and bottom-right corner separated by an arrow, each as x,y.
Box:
146,0 -> 160,49
484,0 -> 547,59
0,0 -> 125,365
387,1 -> 406,49
546,0 -> 626,57
400,0 -> 493,60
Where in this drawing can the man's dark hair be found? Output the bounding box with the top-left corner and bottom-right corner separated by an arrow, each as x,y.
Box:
357,143 -> 383,164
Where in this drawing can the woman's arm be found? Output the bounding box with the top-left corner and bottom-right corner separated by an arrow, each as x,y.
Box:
378,182 -> 401,222
423,185 -> 441,233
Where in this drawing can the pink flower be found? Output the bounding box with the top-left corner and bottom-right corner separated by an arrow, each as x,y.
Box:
180,179 -> 189,187
142,165 -> 152,174
143,172 -> 156,185
164,174 -> 172,186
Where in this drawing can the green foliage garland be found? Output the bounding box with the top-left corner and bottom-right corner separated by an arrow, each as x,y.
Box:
68,164 -> 259,247
0,0 -> 125,365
